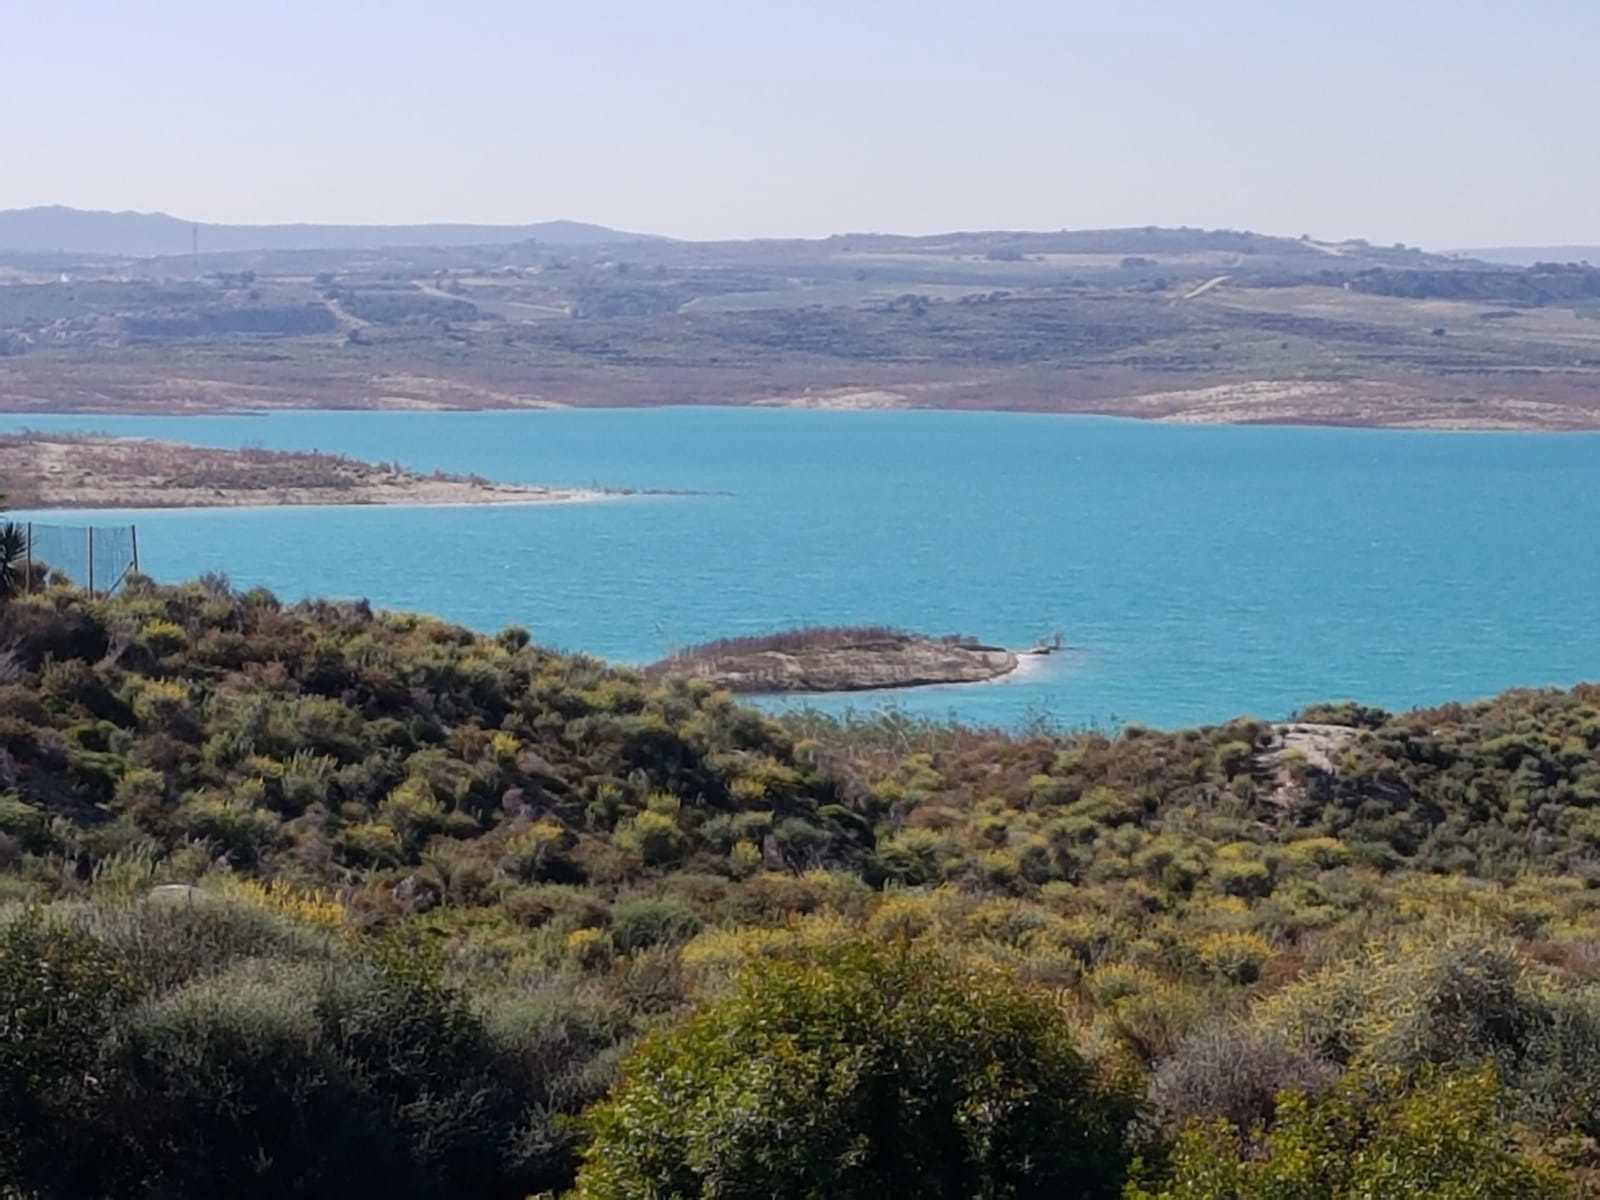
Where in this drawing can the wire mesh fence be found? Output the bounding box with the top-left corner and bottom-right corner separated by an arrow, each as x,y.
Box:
14,522 -> 139,596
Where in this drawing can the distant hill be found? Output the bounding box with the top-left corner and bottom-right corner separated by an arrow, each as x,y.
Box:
822,227 -> 1325,254
1455,246 -> 1600,267
0,206 -> 659,256
630,226 -> 1467,272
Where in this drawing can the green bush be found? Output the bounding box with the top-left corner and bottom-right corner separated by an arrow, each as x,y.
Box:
577,941 -> 1139,1200
501,819 -> 582,883
1127,1068 -> 1565,1198
614,809 -> 689,867
308,937 -> 537,1196
1363,932 -> 1544,1073
99,939 -> 569,1200
86,891 -> 329,991
1214,859 -> 1274,899
1512,984 -> 1600,1138
102,961 -> 340,1199
0,909 -> 137,1195
172,793 -> 283,865
874,827 -> 947,885
1257,931 -> 1548,1076
609,896 -> 703,952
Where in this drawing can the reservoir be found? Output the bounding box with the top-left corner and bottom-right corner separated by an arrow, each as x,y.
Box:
6,406 -> 1598,729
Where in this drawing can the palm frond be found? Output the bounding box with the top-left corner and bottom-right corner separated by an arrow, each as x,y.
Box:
0,521 -> 26,599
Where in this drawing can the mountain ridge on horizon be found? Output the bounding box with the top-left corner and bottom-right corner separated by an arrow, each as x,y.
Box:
1,204 -> 1490,263
0,204 -> 662,256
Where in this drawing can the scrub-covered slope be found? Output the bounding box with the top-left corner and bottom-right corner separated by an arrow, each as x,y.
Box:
5,578 -> 1600,1196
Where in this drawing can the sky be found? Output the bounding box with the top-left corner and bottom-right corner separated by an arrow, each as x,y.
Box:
4,0 -> 1596,248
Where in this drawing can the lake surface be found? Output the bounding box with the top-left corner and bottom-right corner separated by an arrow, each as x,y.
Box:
6,407 -> 1598,730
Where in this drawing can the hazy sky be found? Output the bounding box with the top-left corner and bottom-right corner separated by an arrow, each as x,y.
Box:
5,0 -> 1595,247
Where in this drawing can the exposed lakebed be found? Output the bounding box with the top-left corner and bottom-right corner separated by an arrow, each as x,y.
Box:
5,406 -> 1599,729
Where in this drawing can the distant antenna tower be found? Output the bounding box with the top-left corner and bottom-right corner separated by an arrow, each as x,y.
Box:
192,225 -> 200,279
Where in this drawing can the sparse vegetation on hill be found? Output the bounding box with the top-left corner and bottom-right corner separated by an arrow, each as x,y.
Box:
121,302 -> 337,339
331,287 -> 482,325
4,578 -> 1600,1194
7,223 -> 1600,428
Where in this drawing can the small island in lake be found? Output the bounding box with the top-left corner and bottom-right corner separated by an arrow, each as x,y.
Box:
644,626 -> 1031,693
0,432 -> 620,509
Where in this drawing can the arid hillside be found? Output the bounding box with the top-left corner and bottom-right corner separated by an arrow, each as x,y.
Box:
4,227 -> 1599,429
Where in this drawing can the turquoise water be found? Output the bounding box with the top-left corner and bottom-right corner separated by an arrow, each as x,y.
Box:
6,408 -> 1599,730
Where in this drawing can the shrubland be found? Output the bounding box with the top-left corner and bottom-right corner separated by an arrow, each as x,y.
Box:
3,576 -> 1600,1195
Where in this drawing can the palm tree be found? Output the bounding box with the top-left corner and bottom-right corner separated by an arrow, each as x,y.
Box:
0,521 -> 25,599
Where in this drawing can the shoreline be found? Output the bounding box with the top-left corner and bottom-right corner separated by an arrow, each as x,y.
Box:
6,400 -> 1600,435
8,485 -> 721,515
8,490 -> 656,514
0,431 -> 718,512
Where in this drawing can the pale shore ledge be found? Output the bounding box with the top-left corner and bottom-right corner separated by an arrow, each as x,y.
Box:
0,433 -> 666,510
643,627 -> 1060,694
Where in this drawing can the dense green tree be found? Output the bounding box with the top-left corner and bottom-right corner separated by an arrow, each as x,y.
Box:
576,941 -> 1139,1200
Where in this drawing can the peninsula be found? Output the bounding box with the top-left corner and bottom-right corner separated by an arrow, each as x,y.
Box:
644,627 -> 1023,693
0,432 -> 617,509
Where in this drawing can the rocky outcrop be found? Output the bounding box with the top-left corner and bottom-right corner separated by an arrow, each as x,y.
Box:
649,630 -> 1019,694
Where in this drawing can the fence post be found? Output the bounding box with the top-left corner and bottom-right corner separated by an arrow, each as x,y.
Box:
131,525 -> 139,577
86,527 -> 94,597
24,522 -> 31,594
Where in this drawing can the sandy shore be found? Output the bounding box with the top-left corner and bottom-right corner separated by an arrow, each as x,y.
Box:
19,480 -> 622,510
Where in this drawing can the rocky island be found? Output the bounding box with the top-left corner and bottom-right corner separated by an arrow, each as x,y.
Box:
644,626 -> 1024,693
0,432 -> 620,509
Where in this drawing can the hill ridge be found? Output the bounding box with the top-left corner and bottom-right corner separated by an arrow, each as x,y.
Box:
0,204 -> 661,256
